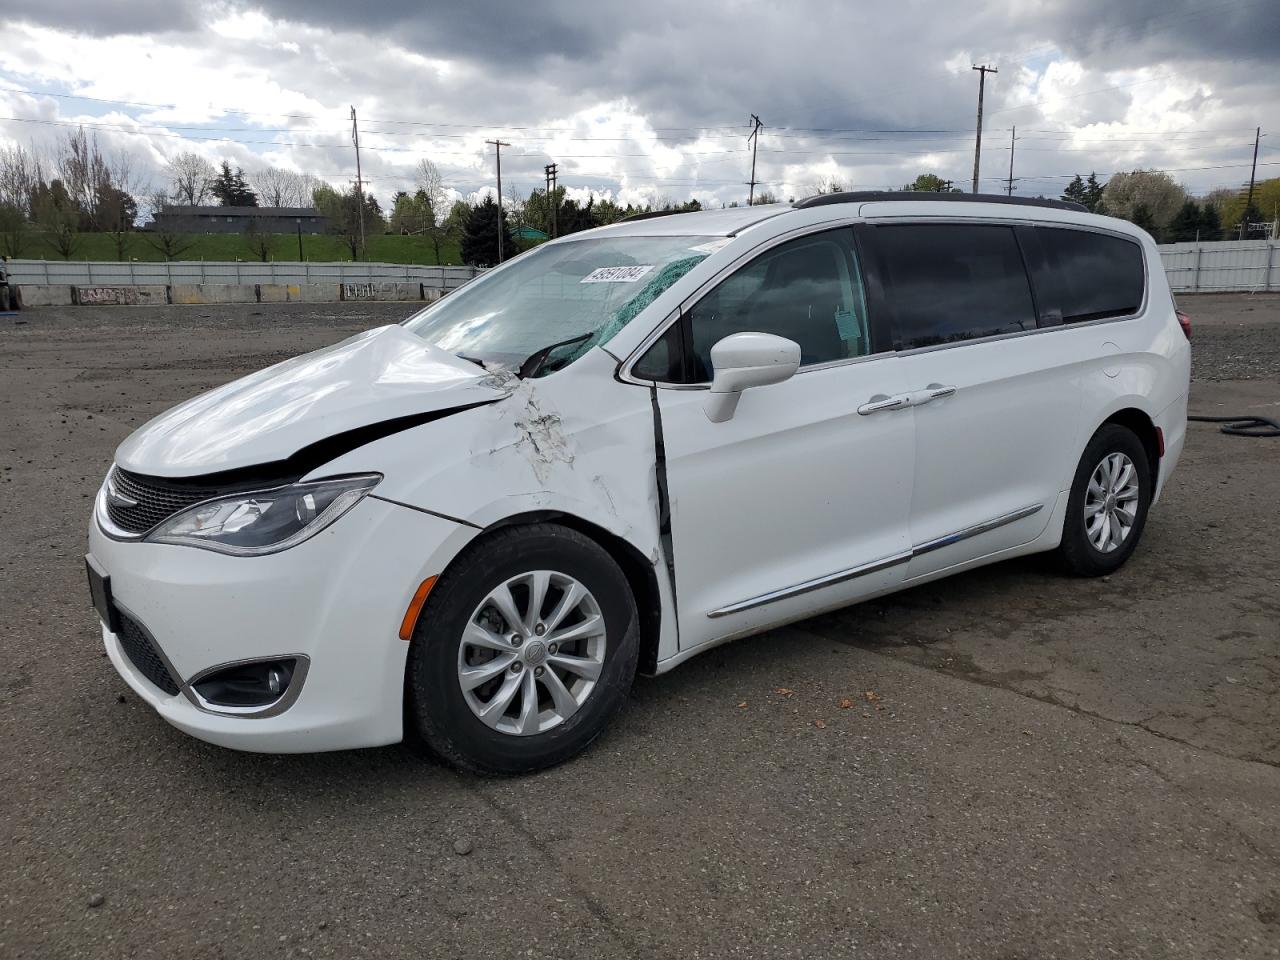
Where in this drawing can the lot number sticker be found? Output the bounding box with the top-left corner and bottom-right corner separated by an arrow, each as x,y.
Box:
580,265 -> 654,283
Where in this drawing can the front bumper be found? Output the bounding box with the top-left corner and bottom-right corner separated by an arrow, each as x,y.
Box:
88,495 -> 474,753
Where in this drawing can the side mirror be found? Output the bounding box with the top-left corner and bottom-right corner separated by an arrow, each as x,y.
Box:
703,332 -> 801,423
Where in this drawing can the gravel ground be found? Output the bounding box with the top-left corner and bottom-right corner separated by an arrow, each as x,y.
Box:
1,296 -> 1278,959
1183,292 -> 1280,381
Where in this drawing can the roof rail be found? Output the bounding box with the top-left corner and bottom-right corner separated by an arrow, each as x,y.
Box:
793,191 -> 1087,213
619,208 -> 698,223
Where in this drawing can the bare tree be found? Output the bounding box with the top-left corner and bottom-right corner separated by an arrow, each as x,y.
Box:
166,152 -> 215,206
252,167 -> 310,208
56,127 -> 101,222
0,143 -> 40,217
243,217 -> 274,262
415,158 -> 449,263
31,179 -> 80,259
142,191 -> 194,260
101,149 -> 143,258
0,203 -> 27,258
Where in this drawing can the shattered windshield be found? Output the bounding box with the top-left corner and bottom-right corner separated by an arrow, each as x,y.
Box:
403,235 -> 724,374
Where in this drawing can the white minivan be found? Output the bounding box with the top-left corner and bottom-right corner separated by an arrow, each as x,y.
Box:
87,193 -> 1190,772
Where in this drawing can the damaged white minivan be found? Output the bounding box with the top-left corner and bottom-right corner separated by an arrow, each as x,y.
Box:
87,193 -> 1189,773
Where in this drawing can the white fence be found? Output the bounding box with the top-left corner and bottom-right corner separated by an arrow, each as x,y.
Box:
1157,240 -> 1279,294
7,242 -> 1278,296
4,259 -> 484,291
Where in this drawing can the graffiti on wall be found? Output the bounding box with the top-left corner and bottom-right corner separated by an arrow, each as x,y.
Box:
76,286 -> 139,306
342,282 -> 377,300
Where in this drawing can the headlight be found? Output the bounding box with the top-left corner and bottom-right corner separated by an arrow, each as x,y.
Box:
144,474 -> 381,556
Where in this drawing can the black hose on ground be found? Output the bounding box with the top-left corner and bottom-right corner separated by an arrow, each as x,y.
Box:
1188,414 -> 1280,438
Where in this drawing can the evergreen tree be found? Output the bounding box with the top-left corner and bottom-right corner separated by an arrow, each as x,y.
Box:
1166,200 -> 1202,242
1083,173 -> 1106,213
1197,202 -> 1222,241
1237,202 -> 1264,238
1061,175 -> 1087,207
1128,202 -> 1157,236
209,161 -> 259,206
460,196 -> 513,266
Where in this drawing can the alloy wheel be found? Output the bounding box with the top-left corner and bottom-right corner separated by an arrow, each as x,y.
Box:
1084,452 -> 1140,554
457,571 -> 607,736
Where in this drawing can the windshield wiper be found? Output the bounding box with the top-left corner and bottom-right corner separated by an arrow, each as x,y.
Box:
517,332 -> 593,379
456,354 -> 488,370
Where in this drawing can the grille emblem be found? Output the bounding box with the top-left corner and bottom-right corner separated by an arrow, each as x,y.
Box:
105,474 -> 139,509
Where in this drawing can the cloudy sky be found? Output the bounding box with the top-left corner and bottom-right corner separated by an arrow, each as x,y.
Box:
0,0 -> 1276,212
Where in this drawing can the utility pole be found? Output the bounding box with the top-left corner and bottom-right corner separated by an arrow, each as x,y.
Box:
747,114 -> 763,205
1006,125 -> 1017,196
544,162 -> 558,238
1241,125 -> 1261,240
350,106 -> 366,258
486,139 -> 510,263
971,65 -> 997,194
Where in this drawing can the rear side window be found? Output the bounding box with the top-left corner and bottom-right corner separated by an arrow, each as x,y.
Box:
1035,227 -> 1144,323
874,223 -> 1036,350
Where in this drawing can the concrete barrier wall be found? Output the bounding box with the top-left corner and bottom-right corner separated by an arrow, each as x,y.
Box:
16,285 -> 75,306
170,284 -> 258,305
12,281 -> 436,307
73,285 -> 168,306
341,281 -> 423,302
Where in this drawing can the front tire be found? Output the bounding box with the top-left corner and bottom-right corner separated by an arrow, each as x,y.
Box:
407,524 -> 639,774
1058,423 -> 1152,576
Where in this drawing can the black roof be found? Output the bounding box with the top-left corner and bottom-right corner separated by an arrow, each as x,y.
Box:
793,191 -> 1087,213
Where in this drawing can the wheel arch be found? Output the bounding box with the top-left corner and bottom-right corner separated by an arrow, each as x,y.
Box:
1100,407 -> 1161,491
480,511 -> 664,675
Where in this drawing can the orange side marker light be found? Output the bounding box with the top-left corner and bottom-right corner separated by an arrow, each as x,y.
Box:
399,576 -> 438,641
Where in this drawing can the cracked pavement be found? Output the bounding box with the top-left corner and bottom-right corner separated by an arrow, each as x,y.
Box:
1,296 -> 1278,958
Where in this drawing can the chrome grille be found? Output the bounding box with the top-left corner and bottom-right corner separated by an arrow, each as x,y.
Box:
105,467 -> 227,536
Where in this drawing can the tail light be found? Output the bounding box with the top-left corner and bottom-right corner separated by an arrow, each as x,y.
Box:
1176,309 -> 1191,341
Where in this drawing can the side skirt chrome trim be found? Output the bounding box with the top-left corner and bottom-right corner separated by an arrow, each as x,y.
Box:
707,551 -> 912,618
911,503 -> 1043,556
706,503 -> 1043,619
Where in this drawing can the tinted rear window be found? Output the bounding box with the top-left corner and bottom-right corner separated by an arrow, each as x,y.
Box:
1035,227 -> 1144,323
874,223 -> 1037,350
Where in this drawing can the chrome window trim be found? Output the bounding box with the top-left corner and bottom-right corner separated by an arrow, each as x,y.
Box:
618,214 -> 1151,387
870,216 -> 1151,355
707,503 -> 1043,619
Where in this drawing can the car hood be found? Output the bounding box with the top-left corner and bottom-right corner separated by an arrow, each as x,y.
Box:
114,324 -> 512,478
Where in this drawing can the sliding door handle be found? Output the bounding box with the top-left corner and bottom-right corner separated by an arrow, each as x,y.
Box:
857,393 -> 911,416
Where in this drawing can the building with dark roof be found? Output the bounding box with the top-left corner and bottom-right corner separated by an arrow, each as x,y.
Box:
150,205 -> 328,234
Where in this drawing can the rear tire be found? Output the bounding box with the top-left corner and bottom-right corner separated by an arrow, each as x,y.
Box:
407,523 -> 639,775
1058,423 -> 1152,576
0,286 -> 9,312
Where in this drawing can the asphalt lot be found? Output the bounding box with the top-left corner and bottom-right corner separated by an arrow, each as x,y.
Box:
1,294 -> 1278,959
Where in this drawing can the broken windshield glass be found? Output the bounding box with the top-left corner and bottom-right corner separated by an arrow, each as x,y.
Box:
402,235 -> 718,371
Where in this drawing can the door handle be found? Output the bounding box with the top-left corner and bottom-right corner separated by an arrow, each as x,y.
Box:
912,383 -> 957,406
857,393 -> 911,416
